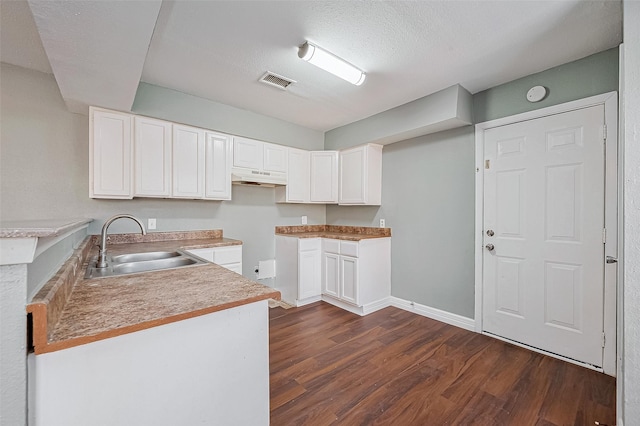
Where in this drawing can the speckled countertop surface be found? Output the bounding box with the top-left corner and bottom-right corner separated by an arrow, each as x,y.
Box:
28,230 -> 280,354
0,218 -> 92,238
275,225 -> 391,241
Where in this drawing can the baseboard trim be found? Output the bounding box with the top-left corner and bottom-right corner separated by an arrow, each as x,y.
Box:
296,295 -> 322,307
389,297 -> 475,331
362,297 -> 392,315
320,296 -> 391,316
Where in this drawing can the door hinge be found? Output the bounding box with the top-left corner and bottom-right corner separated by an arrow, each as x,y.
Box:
602,228 -> 607,244
602,124 -> 607,141
602,332 -> 606,348
485,159 -> 490,169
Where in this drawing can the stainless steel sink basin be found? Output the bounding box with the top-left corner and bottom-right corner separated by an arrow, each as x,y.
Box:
111,251 -> 182,264
85,250 -> 208,279
112,257 -> 199,274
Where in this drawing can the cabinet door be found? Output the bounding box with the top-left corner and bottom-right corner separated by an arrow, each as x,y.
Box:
286,148 -> 310,203
340,256 -> 358,305
233,137 -> 262,169
204,132 -> 232,200
134,116 -> 172,197
299,248 -> 321,300
264,143 -> 288,173
322,253 -> 340,298
90,108 -> 133,198
339,145 -> 366,204
172,125 -> 205,198
310,151 -> 338,203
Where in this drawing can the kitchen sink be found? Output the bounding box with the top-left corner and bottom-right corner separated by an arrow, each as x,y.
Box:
85,250 -> 208,279
110,251 -> 182,264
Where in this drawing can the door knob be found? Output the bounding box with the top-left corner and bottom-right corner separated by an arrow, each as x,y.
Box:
486,229 -> 495,237
485,244 -> 495,251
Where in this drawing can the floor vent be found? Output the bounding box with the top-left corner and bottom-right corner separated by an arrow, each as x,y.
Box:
259,72 -> 296,90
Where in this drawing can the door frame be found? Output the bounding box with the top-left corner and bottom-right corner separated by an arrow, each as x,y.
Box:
474,91 -> 618,376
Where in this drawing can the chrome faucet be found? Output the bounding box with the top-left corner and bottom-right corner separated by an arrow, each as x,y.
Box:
96,214 -> 147,268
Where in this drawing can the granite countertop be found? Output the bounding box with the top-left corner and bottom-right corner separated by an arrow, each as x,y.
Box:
28,230 -> 280,354
0,218 -> 93,238
275,225 -> 391,241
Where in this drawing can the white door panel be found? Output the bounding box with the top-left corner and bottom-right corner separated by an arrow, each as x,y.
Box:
483,105 -> 605,367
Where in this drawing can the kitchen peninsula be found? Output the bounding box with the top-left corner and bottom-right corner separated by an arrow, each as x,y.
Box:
27,228 -> 279,426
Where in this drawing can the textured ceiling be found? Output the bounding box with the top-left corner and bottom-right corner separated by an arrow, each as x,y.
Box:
1,1 -> 622,131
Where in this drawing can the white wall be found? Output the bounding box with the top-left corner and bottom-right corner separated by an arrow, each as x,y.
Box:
622,1 -> 640,423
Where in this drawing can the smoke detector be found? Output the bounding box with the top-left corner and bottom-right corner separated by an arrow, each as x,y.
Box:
259,72 -> 296,90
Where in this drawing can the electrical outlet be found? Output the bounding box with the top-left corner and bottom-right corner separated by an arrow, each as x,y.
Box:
379,219 -> 385,228
148,218 -> 156,230
301,215 -> 308,225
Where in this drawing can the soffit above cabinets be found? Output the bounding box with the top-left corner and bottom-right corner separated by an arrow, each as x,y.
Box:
27,0 -> 162,114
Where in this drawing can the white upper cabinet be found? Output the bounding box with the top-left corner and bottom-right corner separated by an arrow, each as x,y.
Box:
90,107 -> 133,199
204,132 -> 232,200
172,124 -> 205,198
339,144 -> 382,205
310,151 -> 338,203
233,137 -> 262,170
276,148 -> 310,203
134,116 -> 172,197
233,137 -> 288,174
263,142 -> 288,173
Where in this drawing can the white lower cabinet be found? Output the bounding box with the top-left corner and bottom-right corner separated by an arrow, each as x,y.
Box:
276,236 -> 390,315
275,236 -> 322,306
321,238 -> 391,315
186,245 -> 242,274
322,252 -> 339,299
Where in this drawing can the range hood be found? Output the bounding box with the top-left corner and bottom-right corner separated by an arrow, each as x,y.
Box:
231,167 -> 287,187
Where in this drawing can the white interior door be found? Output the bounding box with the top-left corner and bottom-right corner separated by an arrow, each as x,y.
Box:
482,105 -> 605,367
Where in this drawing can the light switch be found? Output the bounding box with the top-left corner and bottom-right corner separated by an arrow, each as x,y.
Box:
148,218 -> 156,230
301,215 -> 307,225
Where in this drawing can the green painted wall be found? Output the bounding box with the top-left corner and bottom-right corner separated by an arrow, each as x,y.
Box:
327,47 -> 619,319
133,83 -> 324,150
474,47 -> 618,123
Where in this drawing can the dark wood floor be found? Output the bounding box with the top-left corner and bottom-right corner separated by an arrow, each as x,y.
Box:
269,302 -> 616,426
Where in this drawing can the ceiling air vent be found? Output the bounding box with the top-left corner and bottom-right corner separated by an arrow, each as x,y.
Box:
259,72 -> 296,90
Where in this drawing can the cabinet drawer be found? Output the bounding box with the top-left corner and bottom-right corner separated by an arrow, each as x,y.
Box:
212,245 -> 242,265
340,241 -> 359,257
299,238 -> 320,251
187,245 -> 242,265
186,248 -> 214,262
323,239 -> 340,254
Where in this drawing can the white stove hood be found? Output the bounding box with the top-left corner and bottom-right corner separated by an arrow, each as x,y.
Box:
231,167 -> 287,187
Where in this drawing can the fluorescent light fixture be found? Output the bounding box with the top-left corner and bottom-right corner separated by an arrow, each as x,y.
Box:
298,41 -> 366,86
